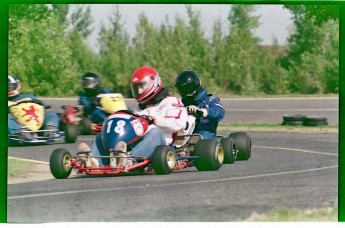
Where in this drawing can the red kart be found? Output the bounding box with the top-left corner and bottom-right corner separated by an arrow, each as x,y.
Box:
59,93 -> 128,135
50,110 -> 251,179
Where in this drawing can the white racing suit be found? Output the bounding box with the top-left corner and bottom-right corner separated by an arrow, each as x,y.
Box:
91,96 -> 188,166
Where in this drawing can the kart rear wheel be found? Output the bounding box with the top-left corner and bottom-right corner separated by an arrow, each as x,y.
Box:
220,137 -> 237,164
50,148 -> 73,179
194,138 -> 224,171
229,132 -> 252,161
80,117 -> 92,135
64,125 -> 78,143
152,145 -> 176,175
59,122 -> 66,131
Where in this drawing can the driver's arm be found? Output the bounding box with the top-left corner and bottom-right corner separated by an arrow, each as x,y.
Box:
152,98 -> 188,132
8,101 -> 17,107
206,97 -> 225,121
79,95 -> 95,115
7,97 -> 33,107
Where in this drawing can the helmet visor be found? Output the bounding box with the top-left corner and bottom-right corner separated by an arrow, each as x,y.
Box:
131,77 -> 152,99
8,82 -> 17,93
176,83 -> 197,97
82,78 -> 98,89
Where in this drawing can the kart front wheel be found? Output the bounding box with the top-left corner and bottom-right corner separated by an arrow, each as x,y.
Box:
64,125 -> 78,143
194,138 -> 224,171
152,145 -> 176,175
80,117 -> 92,135
229,132 -> 252,161
50,148 -> 73,179
221,137 -> 237,164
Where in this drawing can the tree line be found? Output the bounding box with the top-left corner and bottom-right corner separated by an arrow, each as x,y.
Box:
8,4 -> 339,97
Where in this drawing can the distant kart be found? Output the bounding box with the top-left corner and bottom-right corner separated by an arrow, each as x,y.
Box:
8,100 -> 77,145
49,110 -> 251,179
59,93 -> 127,135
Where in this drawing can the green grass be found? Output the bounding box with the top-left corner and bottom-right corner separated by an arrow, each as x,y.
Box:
8,158 -> 35,178
245,207 -> 338,222
218,123 -> 338,133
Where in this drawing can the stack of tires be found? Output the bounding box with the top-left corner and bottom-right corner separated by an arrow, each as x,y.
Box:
303,116 -> 328,126
282,114 -> 305,126
282,114 -> 328,126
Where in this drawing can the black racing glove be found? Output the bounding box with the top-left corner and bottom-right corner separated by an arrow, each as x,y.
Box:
187,105 -> 207,118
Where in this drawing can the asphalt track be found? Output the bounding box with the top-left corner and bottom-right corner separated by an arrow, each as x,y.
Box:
42,96 -> 338,125
7,97 -> 339,222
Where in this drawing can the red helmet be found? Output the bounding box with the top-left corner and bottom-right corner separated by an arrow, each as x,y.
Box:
131,66 -> 163,105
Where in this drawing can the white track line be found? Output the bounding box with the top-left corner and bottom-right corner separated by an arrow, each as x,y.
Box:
8,146 -> 337,200
253,146 -> 338,157
8,156 -> 49,165
8,165 -> 337,200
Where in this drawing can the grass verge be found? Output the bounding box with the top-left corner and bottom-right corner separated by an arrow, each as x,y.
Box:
218,123 -> 338,133
245,207 -> 338,222
8,158 -> 35,178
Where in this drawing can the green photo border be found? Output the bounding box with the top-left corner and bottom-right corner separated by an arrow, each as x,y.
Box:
0,0 -> 8,223
1,0 -> 344,223
339,2 -> 344,223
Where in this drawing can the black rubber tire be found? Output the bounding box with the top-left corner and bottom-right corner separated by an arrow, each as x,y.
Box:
80,117 -> 92,135
152,145 -> 176,175
194,138 -> 224,171
59,122 -> 66,131
64,125 -> 78,143
229,132 -> 252,161
282,120 -> 304,126
304,121 -> 328,126
304,116 -> 328,123
283,114 -> 305,122
50,148 -> 72,179
220,137 -> 237,164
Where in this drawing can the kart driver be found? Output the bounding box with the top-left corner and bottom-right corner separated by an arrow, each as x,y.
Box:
79,66 -> 188,168
8,75 -> 60,138
79,72 -> 112,124
175,70 -> 225,139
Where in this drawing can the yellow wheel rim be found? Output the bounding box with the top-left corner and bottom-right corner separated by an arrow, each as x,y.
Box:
216,145 -> 224,164
63,155 -> 72,172
167,151 -> 176,169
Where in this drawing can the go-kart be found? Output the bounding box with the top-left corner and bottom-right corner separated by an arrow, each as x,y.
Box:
59,93 -> 127,135
8,99 -> 78,144
59,104 -> 82,132
49,109 -> 251,179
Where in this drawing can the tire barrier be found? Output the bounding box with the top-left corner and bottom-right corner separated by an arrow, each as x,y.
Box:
282,114 -> 328,126
282,114 -> 305,126
303,116 -> 328,126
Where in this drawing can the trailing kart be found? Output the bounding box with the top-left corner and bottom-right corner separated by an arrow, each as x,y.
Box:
59,104 -> 82,135
8,99 -> 77,145
59,93 -> 127,135
49,110 -> 251,179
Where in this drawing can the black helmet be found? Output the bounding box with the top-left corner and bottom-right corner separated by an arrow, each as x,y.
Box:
81,72 -> 101,96
175,70 -> 201,97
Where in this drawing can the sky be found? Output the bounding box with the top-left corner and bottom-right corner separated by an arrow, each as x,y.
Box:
85,4 -> 293,50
